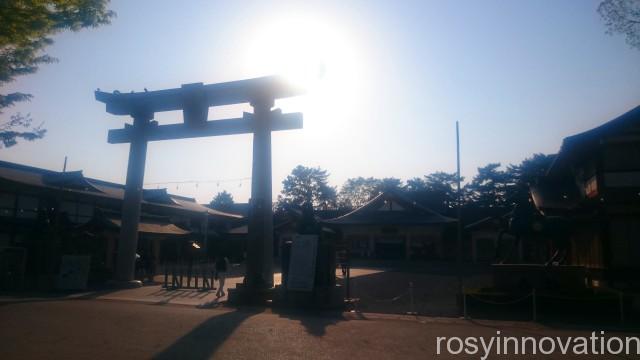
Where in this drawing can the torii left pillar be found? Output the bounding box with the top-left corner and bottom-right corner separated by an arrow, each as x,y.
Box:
114,112 -> 152,286
244,97 -> 275,290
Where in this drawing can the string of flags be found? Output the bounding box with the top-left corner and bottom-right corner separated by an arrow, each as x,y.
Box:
144,177 -> 251,191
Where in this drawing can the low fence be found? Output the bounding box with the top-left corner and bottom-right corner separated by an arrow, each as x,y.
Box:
344,276 -> 634,324
463,287 -> 630,324
345,279 -> 465,317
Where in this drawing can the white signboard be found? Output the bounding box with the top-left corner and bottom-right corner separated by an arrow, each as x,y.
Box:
287,234 -> 318,291
57,255 -> 91,290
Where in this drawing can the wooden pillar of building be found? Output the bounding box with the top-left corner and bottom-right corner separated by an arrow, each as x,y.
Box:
114,112 -> 151,286
471,234 -> 477,263
405,235 -> 411,261
245,98 -> 275,289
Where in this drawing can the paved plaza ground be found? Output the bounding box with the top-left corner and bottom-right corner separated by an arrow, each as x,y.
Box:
1,265 -> 638,359
2,298 -> 639,359
105,263 -> 491,313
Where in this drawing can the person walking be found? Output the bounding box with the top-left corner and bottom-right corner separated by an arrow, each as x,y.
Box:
215,254 -> 229,298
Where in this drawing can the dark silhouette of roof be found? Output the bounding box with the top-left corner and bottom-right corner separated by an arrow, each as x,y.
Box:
0,160 -> 241,220
207,203 -> 250,217
548,104 -> 640,177
533,104 -> 640,212
323,190 -> 456,226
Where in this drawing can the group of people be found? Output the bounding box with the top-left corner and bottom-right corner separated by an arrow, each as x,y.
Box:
135,253 -> 230,298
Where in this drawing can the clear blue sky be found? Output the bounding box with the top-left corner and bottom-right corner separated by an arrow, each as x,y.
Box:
1,0 -> 639,203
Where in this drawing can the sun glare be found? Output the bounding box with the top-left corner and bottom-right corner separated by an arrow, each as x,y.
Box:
244,16 -> 364,134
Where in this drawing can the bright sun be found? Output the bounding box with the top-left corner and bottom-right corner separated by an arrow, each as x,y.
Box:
244,16 -> 364,133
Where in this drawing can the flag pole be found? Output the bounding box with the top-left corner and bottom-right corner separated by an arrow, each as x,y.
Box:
456,121 -> 464,302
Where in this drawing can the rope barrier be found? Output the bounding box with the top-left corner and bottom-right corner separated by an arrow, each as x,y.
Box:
466,291 -> 533,305
354,289 -> 409,303
536,293 -> 619,301
461,288 -> 628,323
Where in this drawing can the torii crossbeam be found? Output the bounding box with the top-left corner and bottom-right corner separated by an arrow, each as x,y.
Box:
95,76 -> 303,290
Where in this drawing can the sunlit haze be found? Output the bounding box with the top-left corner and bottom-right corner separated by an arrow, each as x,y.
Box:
1,0 -> 638,204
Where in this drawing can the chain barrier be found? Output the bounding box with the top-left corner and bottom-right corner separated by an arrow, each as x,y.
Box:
462,287 -> 627,323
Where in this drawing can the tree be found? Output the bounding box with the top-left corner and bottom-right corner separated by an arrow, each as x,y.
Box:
466,163 -> 511,208
425,171 -> 462,209
404,177 -> 427,193
379,177 -> 403,192
0,0 -> 115,148
277,165 -> 337,210
337,176 -> 404,210
338,177 -> 381,209
598,0 -> 640,50
505,153 -> 555,206
404,172 -> 463,212
209,190 -> 234,209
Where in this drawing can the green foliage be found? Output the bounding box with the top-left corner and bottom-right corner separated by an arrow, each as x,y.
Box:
403,172 -> 462,212
284,154 -> 552,214
464,154 -> 555,209
209,190 -> 234,210
379,177 -> 403,191
337,176 -> 403,210
466,163 -> 511,208
338,177 -> 381,209
278,165 -> 337,210
0,0 -> 115,148
505,153 -> 555,205
598,0 -> 640,50
0,113 -> 45,147
404,177 -> 427,192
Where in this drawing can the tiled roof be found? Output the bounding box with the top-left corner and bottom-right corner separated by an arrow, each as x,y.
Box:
0,160 -> 241,220
323,190 -> 456,226
106,218 -> 191,235
548,104 -> 640,177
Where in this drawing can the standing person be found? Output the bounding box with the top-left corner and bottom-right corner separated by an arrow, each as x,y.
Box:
215,254 -> 229,298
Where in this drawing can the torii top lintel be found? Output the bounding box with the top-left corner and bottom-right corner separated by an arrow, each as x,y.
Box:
95,75 -> 304,116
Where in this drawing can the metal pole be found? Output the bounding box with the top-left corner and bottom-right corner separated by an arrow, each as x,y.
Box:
163,263 -> 168,288
194,265 -> 198,289
463,287 -> 468,319
409,281 -> 416,315
619,291 -> 625,324
203,212 -> 209,258
346,258 -> 350,301
456,121 -> 463,297
532,288 -> 537,322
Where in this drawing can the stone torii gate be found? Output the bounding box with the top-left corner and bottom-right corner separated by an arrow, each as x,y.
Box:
95,76 -> 303,290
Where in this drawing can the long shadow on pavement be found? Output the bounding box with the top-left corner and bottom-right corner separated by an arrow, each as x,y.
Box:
271,308 -> 348,337
0,287 -> 122,307
153,308 -> 259,360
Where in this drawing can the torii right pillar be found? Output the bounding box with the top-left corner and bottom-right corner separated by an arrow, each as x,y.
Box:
244,97 -> 275,290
